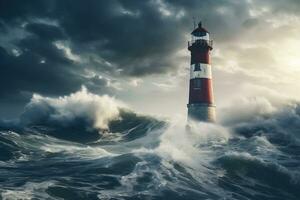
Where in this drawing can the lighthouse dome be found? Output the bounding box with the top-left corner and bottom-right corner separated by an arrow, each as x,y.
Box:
191,22 -> 209,35
191,22 -> 209,40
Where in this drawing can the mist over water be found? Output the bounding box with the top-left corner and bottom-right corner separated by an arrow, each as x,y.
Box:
0,88 -> 299,200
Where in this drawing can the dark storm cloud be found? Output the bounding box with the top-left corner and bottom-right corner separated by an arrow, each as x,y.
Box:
0,0 -> 298,117
0,22 -> 109,117
52,0 -> 187,76
0,44 -> 81,100
25,23 -> 66,42
0,0 -> 184,115
0,21 -> 79,99
0,1 -> 183,98
0,0 -> 250,77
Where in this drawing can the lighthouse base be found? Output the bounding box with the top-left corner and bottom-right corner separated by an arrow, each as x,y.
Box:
187,104 -> 216,122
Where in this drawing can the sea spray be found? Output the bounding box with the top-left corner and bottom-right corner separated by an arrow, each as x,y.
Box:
0,88 -> 300,199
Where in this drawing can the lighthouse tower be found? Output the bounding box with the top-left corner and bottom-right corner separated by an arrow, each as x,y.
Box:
187,22 -> 216,122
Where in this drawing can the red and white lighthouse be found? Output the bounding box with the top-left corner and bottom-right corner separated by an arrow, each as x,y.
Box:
187,22 -> 216,122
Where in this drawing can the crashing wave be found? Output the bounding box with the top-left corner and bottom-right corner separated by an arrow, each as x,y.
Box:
0,87 -> 300,199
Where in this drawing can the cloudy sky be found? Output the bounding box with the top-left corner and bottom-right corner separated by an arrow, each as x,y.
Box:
0,0 -> 299,119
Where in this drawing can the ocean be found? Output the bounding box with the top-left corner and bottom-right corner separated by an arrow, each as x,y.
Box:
0,89 -> 299,200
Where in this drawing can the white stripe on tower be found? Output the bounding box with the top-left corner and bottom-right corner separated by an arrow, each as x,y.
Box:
190,63 -> 212,79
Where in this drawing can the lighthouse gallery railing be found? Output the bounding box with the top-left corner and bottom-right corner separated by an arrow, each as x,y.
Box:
188,39 -> 213,49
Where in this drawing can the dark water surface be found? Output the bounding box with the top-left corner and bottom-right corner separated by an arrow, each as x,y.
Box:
0,109 -> 300,200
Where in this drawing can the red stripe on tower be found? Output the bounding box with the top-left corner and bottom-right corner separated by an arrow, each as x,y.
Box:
187,22 -> 216,122
189,79 -> 214,104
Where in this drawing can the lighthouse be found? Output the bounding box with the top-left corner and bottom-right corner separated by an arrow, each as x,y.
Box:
187,22 -> 216,122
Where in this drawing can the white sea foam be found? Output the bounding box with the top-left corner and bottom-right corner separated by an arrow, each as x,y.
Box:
40,143 -> 114,158
21,86 -> 125,130
1,181 -> 56,200
154,117 -> 231,167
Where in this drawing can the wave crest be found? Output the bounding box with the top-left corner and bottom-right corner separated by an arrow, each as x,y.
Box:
20,86 -> 123,130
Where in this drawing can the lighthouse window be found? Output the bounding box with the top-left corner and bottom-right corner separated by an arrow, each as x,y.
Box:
193,32 -> 207,37
194,63 -> 201,71
194,78 -> 201,89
